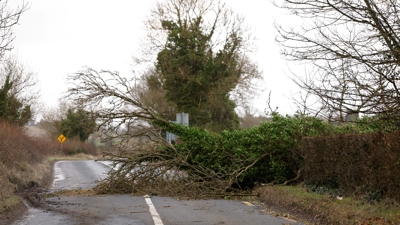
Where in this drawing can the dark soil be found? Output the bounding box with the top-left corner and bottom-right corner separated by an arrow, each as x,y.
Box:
0,186 -> 102,224
258,197 -> 323,225
258,186 -> 332,225
0,160 -> 56,225
0,184 -> 50,225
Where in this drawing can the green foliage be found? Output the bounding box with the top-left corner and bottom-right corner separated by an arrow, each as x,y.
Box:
157,113 -> 338,188
60,108 -> 96,141
0,75 -> 31,126
153,111 -> 399,190
356,114 -> 399,132
102,107 -> 400,195
156,18 -> 242,132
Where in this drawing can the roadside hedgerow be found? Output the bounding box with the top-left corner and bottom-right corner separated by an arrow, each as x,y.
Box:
98,113 -> 344,195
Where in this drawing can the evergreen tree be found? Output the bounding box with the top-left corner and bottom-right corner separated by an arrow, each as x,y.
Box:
156,18 -> 242,131
60,108 -> 96,141
0,75 -> 31,126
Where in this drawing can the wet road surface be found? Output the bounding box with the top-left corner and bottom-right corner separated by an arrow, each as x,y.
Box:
14,160 -> 303,225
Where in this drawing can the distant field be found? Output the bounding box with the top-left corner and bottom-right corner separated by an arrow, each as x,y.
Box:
24,125 -> 50,138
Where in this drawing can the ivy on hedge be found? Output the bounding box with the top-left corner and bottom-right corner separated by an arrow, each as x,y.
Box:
155,113 -> 361,188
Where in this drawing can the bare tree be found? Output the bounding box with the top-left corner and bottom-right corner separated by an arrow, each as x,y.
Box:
39,100 -> 72,138
274,0 -> 400,125
0,2 -> 34,124
0,56 -> 42,119
0,1 -> 28,59
136,67 -> 177,121
67,67 -> 163,141
66,68 -> 194,193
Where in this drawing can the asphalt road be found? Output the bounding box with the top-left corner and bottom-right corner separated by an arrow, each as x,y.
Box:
52,160 -> 110,190
14,160 -> 303,225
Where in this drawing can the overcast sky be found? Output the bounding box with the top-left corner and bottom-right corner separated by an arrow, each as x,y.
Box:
8,0 -> 298,116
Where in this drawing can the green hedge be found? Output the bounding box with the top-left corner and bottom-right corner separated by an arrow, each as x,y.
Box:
157,113 -> 346,188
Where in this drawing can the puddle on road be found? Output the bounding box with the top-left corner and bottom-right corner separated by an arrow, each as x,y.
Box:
14,207 -> 71,225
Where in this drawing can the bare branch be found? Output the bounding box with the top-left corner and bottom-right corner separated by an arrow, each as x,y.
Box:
275,0 -> 400,124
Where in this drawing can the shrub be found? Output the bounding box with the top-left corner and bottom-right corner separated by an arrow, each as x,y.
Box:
59,138 -> 97,156
301,132 -> 400,201
0,120 -> 97,200
0,121 -> 59,199
158,113 -> 337,188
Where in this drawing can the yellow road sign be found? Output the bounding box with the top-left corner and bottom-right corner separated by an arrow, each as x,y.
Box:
58,134 -> 66,143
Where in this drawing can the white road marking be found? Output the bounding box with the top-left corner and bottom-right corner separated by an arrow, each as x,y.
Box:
144,195 -> 164,225
51,161 -> 65,188
100,161 -> 164,225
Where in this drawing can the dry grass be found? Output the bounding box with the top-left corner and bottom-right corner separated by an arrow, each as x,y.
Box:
0,122 -> 50,199
48,153 -> 97,162
0,121 -> 101,225
258,185 -> 400,225
0,121 -> 99,214
0,196 -> 23,214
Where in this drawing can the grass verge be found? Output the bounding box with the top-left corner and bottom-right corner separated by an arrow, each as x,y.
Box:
47,153 -> 96,162
0,196 -> 23,214
258,185 -> 400,225
0,196 -> 26,224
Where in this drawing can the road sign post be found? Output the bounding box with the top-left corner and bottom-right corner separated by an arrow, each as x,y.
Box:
57,134 -> 66,154
166,113 -> 189,143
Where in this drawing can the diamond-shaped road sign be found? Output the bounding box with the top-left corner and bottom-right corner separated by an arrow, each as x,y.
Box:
58,134 -> 66,143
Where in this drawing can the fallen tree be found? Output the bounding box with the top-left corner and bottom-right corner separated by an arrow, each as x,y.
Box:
67,68 -> 344,196
67,68 -> 274,196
